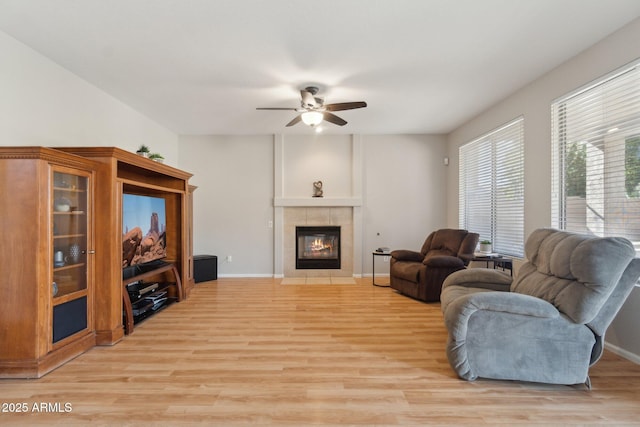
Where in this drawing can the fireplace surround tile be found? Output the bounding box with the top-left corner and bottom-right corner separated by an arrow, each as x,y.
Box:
331,208 -> 352,224
306,207 -> 333,225
284,207 -> 307,224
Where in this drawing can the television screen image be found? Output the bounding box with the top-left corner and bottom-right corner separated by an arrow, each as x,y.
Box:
122,194 -> 167,267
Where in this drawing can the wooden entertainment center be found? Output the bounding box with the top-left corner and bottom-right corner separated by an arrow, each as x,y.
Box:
0,147 -> 194,378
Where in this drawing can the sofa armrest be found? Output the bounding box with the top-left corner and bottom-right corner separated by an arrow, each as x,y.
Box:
423,255 -> 464,268
442,268 -> 512,292
390,249 -> 424,262
442,291 -> 562,381
458,253 -> 474,265
445,291 -> 559,322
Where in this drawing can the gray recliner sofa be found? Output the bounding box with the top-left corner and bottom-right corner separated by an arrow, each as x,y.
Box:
441,228 -> 640,387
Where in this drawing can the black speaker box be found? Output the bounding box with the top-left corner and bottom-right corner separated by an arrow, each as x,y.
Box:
194,255 -> 217,283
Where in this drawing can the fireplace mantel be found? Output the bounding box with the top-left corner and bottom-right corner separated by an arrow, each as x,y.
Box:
273,197 -> 362,207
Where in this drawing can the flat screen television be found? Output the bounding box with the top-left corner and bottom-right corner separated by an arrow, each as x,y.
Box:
122,194 -> 167,276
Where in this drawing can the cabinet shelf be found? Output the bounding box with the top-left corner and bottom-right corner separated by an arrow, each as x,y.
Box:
53,262 -> 85,272
53,289 -> 88,306
129,282 -> 178,325
54,234 -> 85,239
53,211 -> 85,215
122,263 -> 182,335
53,187 -> 85,193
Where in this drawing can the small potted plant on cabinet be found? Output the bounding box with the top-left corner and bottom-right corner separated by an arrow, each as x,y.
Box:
136,144 -> 150,157
479,239 -> 492,253
149,153 -> 164,163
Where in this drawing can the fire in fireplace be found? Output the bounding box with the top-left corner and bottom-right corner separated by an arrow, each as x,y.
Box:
296,226 -> 341,269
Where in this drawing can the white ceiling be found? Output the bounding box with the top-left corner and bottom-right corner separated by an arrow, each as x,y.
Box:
1,0 -> 640,135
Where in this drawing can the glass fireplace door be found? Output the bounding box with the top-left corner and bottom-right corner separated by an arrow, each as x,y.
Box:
295,226 -> 341,269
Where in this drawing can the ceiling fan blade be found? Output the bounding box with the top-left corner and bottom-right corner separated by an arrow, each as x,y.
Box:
256,107 -> 298,110
324,101 -> 367,112
323,112 -> 347,126
300,90 -> 317,108
285,115 -> 302,127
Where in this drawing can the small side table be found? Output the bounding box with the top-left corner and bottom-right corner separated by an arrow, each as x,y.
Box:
372,251 -> 391,287
471,254 -> 513,276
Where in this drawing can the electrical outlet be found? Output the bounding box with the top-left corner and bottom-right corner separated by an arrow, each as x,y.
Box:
226,255 -> 232,263
383,256 -> 389,262
268,220 -> 273,228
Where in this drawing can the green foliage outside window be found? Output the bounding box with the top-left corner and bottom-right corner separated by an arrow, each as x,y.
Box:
625,136 -> 640,198
565,142 -> 586,197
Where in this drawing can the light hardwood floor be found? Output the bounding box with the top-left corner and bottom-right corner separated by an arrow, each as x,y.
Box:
1,278 -> 640,426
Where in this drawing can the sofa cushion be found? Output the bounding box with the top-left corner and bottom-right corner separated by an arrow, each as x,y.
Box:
511,229 -> 636,324
427,229 -> 466,257
390,249 -> 424,263
423,255 -> 465,268
420,232 -> 435,256
391,261 -> 421,282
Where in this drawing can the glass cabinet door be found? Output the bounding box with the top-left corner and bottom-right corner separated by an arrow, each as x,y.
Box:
52,170 -> 89,299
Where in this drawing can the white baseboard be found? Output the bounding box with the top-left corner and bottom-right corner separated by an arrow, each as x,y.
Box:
217,274 -> 274,278
604,341 -> 640,364
220,274 -> 364,279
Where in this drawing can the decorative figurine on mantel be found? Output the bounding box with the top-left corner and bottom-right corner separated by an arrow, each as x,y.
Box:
313,180 -> 324,198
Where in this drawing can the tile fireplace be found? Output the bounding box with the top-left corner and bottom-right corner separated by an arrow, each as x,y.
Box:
296,226 -> 341,269
279,206 -> 356,278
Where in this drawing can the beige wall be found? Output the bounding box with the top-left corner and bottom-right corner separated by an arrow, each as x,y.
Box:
361,134 -> 448,270
179,133 -> 448,278
179,135 -> 275,277
0,31 -> 178,163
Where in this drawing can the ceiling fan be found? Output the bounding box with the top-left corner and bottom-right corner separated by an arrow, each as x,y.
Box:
257,86 -> 367,127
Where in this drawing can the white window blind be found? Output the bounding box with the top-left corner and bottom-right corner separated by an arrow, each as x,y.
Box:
552,60 -> 640,256
459,117 -> 525,257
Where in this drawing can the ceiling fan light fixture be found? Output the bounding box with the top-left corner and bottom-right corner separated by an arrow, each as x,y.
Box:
258,88 -> 365,128
301,111 -> 323,126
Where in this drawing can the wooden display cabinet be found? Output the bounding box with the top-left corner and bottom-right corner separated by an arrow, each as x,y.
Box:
57,147 -> 193,341
186,185 -> 197,291
0,147 -> 193,377
0,147 -> 97,378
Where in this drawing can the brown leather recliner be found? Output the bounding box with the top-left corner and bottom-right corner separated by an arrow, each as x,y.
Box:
390,229 -> 479,302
